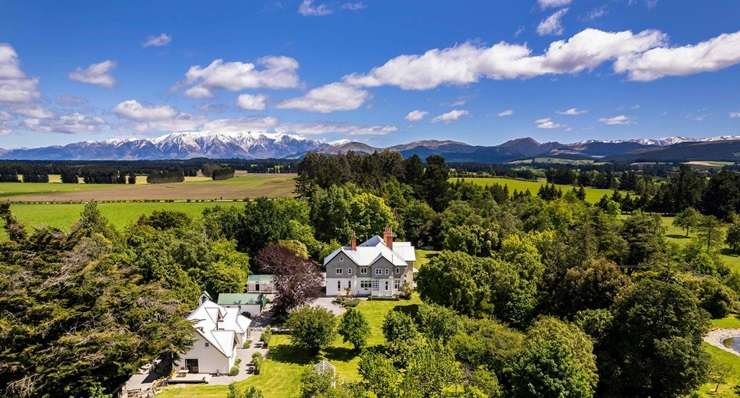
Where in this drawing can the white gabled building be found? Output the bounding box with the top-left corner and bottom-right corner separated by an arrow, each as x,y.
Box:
323,228 -> 415,297
174,294 -> 251,375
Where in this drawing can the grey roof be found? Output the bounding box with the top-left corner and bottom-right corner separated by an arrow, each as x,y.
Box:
323,235 -> 415,267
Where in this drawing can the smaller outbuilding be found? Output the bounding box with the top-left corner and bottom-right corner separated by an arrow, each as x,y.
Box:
247,274 -> 276,294
217,293 -> 268,318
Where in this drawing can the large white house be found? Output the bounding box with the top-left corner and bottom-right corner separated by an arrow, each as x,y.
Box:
324,228 -> 415,297
174,294 -> 251,375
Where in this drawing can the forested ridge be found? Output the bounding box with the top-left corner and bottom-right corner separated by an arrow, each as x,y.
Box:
1,150 -> 739,397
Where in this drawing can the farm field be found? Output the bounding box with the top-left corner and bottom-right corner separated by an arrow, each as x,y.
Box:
158,295 -> 422,398
0,174 -> 296,202
452,176 -> 616,203
0,202 -> 246,240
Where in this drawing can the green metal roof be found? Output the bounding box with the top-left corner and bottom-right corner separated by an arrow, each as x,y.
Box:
217,293 -> 264,305
247,274 -> 274,283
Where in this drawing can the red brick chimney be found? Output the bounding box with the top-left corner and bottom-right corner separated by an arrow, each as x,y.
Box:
351,231 -> 357,251
383,227 -> 393,249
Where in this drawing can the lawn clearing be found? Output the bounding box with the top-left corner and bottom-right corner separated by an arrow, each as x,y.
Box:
158,295 -> 422,398
452,177 -> 616,203
699,343 -> 740,397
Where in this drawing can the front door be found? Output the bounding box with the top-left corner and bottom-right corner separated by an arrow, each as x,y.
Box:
186,358 -> 199,373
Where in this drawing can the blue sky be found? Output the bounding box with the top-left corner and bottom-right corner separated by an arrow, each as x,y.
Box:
0,0 -> 739,148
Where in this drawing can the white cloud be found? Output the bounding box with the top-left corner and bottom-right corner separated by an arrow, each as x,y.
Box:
21,112 -> 108,134
405,110 -> 428,122
298,0 -> 332,16
342,2 -> 366,11
143,33 -> 172,48
498,109 -> 514,117
237,94 -> 268,111
432,109 -> 469,123
599,114 -> 634,125
538,0 -> 572,9
11,105 -> 53,119
114,100 -> 177,121
537,8 -> 568,36
184,56 -> 299,97
0,111 -> 11,121
343,28 -> 667,90
277,122 -> 397,136
535,117 -> 565,129
583,6 -> 608,21
0,43 -> 41,103
69,60 -> 116,88
557,107 -> 588,115
277,82 -> 368,113
185,85 -> 213,99
729,112 -> 740,118
614,31 -> 740,81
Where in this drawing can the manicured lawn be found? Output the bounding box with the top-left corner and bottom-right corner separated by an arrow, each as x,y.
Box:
699,343 -> 740,397
712,315 -> 740,330
158,295 -> 422,398
451,177 -> 616,203
415,249 -> 439,270
660,216 -> 740,274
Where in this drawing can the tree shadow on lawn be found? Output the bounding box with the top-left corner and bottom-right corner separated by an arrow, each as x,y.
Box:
267,343 -> 314,365
324,346 -> 357,362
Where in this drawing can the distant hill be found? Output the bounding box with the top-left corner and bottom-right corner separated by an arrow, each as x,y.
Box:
0,131 -> 738,163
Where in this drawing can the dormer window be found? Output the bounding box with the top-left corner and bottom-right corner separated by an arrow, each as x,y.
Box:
384,269 -> 390,275
374,268 -> 382,275
347,268 -> 352,275
360,267 -> 368,274
395,267 -> 401,274
336,268 -> 343,275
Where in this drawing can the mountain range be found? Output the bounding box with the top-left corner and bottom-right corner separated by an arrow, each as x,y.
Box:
1,131 -> 739,163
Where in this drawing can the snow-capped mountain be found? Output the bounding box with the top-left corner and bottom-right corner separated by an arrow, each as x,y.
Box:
0,132 -> 738,161
0,131 -> 328,160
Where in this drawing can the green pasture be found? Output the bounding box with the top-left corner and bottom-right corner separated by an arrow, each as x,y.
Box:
451,177 -> 616,203
0,202 -> 245,240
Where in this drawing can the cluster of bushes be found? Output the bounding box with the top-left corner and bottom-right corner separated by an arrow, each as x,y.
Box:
147,169 -> 184,184
202,163 -> 235,180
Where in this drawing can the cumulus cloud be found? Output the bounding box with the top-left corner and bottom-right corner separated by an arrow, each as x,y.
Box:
538,0 -> 571,9
0,43 -> 41,103
613,31 -> 740,81
497,109 -> 514,117
729,112 -> 739,118
277,82 -> 368,113
537,8 -> 568,36
557,107 -> 588,115
114,100 -> 178,121
432,109 -> 469,123
343,28 -> 668,90
298,0 -> 332,16
237,94 -> 268,111
69,60 -> 116,88
143,33 -> 172,48
405,110 -> 428,122
599,114 -> 634,125
184,56 -> 300,97
21,112 -> 108,134
535,117 -> 565,129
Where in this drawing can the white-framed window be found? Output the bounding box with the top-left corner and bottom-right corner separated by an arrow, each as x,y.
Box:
374,268 -> 382,275
395,267 -> 401,274
385,281 -> 389,290
394,279 -> 400,290
205,342 -> 210,347
337,280 -> 341,290
361,280 -> 372,289
336,268 -> 343,274
384,269 -> 390,275
348,280 -> 352,288
347,268 -> 352,275
360,267 -> 368,274
372,280 -> 379,289
339,256 -> 344,262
